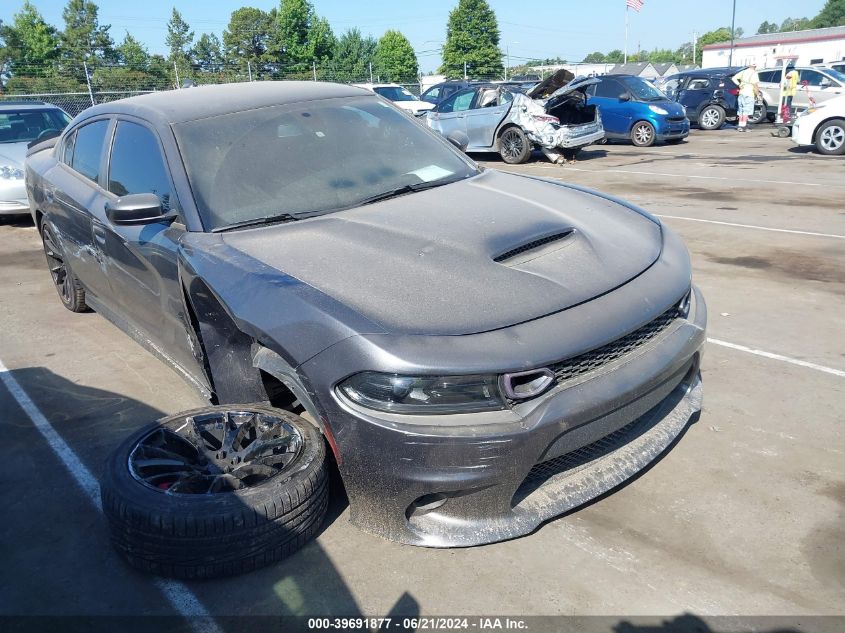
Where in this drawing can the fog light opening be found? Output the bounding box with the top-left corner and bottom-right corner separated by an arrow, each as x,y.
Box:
406,493 -> 448,519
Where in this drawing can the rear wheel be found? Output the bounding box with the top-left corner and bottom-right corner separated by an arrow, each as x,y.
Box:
815,119 -> 845,156
698,105 -> 725,130
748,100 -> 767,125
499,126 -> 532,164
40,222 -> 87,312
630,121 -> 655,147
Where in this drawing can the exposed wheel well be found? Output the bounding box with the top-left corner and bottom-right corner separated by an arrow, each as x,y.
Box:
35,209 -> 44,232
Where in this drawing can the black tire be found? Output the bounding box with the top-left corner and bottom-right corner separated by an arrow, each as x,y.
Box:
666,138 -> 685,144
100,405 -> 329,579
698,105 -> 725,130
815,119 -> 845,156
498,126 -> 532,164
748,100 -> 767,125
630,121 -> 656,147
40,221 -> 88,312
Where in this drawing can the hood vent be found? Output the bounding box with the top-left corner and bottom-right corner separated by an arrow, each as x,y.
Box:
494,230 -> 574,264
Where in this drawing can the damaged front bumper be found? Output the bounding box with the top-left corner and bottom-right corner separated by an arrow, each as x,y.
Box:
310,281 -> 706,547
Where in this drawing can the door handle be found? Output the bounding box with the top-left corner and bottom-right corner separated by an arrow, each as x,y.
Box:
92,224 -> 107,246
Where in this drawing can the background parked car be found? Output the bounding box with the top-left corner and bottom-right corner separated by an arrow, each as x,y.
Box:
420,80 -> 480,106
1,101 -> 71,215
791,93 -> 845,155
585,74 -> 689,147
354,83 -> 434,115
661,68 -> 740,130
756,66 -> 845,120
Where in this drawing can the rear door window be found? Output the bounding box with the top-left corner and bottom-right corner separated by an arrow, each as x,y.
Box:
799,69 -> 827,86
70,119 -> 109,183
594,79 -> 624,98
108,121 -> 174,212
757,70 -> 779,83
687,77 -> 711,90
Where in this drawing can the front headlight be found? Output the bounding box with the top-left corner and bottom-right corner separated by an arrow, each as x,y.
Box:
648,105 -> 669,115
338,372 -> 505,414
0,165 -> 24,180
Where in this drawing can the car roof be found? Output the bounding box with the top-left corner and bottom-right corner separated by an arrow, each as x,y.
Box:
0,101 -> 62,111
75,81 -> 369,126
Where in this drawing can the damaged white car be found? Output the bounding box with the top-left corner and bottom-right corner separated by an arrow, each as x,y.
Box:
424,71 -> 604,164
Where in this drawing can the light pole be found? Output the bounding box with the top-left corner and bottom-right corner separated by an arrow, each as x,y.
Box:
728,0 -> 737,67
505,42 -> 519,81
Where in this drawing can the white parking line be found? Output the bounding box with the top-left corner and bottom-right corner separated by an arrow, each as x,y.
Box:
564,166 -> 830,188
707,339 -> 845,378
0,359 -> 224,633
656,215 -> 845,240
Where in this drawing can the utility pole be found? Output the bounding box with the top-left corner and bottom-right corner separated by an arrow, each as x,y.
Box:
369,62 -> 373,83
692,31 -> 697,66
247,60 -> 253,82
463,61 -> 467,80
173,61 -> 180,89
312,61 -> 317,81
83,61 -> 95,106
728,0 -> 737,67
624,4 -> 629,64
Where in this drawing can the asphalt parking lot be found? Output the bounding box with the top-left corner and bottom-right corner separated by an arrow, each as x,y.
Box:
1,127 -> 843,629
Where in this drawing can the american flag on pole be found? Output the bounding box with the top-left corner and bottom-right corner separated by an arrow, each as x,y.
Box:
626,0 -> 644,11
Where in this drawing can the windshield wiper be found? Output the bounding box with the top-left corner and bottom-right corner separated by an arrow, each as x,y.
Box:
214,212 -> 301,232
357,177 -> 462,207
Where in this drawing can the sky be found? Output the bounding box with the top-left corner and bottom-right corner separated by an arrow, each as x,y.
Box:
1,0 -> 830,72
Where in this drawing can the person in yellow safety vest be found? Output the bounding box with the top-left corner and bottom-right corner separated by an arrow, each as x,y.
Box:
732,63 -> 760,132
783,69 -> 799,115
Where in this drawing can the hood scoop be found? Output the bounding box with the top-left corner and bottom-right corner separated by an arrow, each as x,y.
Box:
494,229 -> 575,265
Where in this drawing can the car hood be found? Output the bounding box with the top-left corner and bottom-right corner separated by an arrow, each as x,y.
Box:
220,170 -> 662,336
394,101 -> 434,113
0,143 -> 27,169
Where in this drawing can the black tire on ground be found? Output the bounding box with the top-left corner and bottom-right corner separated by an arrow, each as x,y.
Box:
666,138 -> 685,144
40,221 -> 88,313
748,101 -> 767,125
630,121 -> 656,147
815,119 -> 845,156
100,405 -> 329,579
698,105 -> 725,130
498,126 -> 532,164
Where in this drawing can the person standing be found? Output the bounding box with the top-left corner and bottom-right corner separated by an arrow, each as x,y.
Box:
732,63 -> 760,132
783,68 -> 799,119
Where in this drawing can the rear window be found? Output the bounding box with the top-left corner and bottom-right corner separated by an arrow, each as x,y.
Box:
71,120 -> 109,183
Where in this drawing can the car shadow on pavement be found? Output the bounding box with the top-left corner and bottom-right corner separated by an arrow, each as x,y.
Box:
613,613 -> 801,633
0,213 -> 34,227
1,366 -> 419,626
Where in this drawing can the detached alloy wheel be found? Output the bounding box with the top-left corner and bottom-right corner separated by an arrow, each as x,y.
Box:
40,222 -> 87,312
699,105 -> 725,130
748,100 -> 767,125
499,126 -> 532,164
815,119 -> 845,156
100,405 -> 329,579
631,121 -> 656,147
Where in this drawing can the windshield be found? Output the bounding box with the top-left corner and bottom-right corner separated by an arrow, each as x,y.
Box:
174,95 -> 478,230
618,76 -> 668,102
373,86 -> 418,102
0,108 -> 71,144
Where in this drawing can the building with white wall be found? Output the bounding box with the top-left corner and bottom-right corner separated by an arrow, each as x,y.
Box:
702,26 -> 845,69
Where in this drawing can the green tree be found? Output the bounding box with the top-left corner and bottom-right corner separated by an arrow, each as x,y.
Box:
780,17 -> 811,31
605,49 -> 625,63
273,0 -> 333,68
60,0 -> 115,69
756,21 -> 780,34
223,8 -> 273,73
325,28 -> 376,82
440,0 -> 503,79
374,30 -> 418,82
583,51 -> 606,63
193,32 -> 223,71
166,8 -> 194,63
2,1 -> 60,77
812,0 -> 845,28
694,27 -> 733,65
116,32 -> 149,71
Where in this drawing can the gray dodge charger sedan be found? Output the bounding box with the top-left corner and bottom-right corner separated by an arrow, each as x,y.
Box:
26,82 -> 705,549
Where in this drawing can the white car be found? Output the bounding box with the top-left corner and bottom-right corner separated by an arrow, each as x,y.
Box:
791,93 -> 845,155
354,83 -> 434,115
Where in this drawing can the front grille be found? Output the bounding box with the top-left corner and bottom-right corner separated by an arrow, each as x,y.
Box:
550,307 -> 681,384
668,116 -> 687,122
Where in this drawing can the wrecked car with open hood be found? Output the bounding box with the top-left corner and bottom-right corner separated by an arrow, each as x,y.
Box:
25,82 -> 705,567
425,69 -> 604,164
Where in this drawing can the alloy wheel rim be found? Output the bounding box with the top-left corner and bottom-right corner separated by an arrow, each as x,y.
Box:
702,109 -> 719,128
128,410 -> 304,494
41,227 -> 72,303
502,130 -> 524,160
635,124 -> 653,144
821,125 -> 845,151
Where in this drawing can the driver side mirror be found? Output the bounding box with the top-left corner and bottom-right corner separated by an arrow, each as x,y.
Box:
105,193 -> 175,226
445,130 -> 469,153
618,92 -> 632,102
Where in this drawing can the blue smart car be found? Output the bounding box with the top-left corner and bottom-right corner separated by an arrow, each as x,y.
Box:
585,74 -> 689,146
